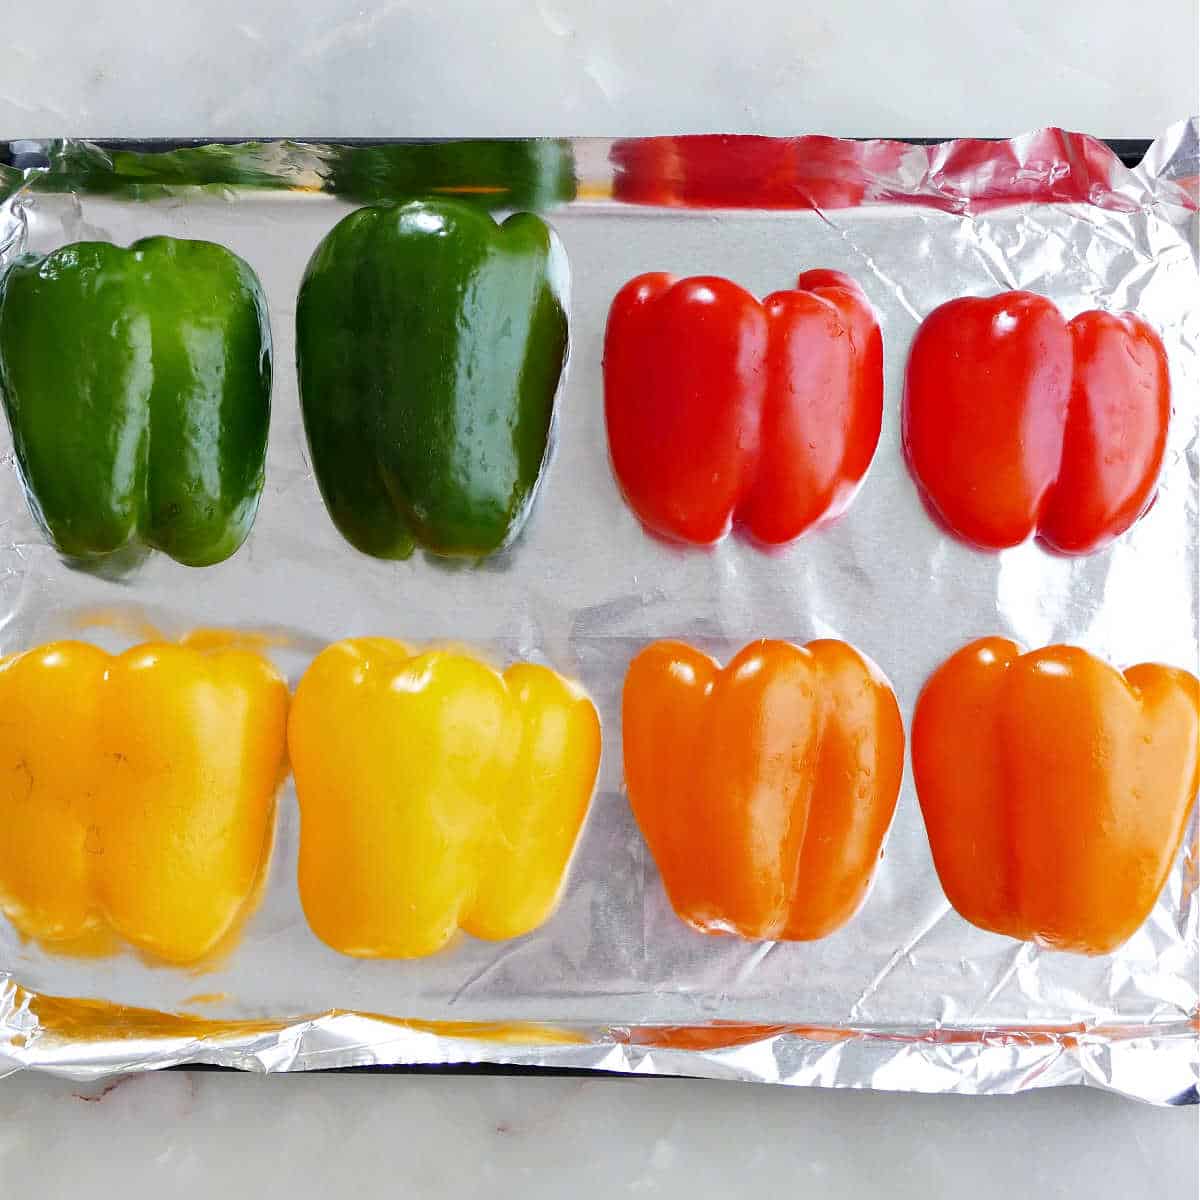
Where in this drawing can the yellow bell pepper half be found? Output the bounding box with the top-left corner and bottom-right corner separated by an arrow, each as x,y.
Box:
0,639 -> 288,965
288,639 -> 602,958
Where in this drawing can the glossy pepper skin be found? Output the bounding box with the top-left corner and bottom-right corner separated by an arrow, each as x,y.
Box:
912,638 -> 1200,954
287,639 -> 601,958
0,238 -> 272,567
623,639 -> 904,941
604,270 -> 881,546
903,293 -> 1170,554
296,199 -> 569,560
0,637 -> 288,964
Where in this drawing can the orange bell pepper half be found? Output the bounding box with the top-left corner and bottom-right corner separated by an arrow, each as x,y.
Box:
0,638 -> 288,964
287,638 -> 601,958
913,638 -> 1200,954
623,638 -> 904,941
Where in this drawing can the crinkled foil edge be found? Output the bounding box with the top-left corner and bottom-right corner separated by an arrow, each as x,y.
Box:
3,975 -> 1196,1103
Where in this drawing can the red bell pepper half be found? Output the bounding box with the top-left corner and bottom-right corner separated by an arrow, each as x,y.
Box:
903,292 -> 1170,554
603,270 -> 883,546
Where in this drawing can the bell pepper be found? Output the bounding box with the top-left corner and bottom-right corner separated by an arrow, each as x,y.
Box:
296,199 -> 569,560
623,638 -> 904,940
912,638 -> 1199,954
0,237 -> 272,567
0,636 -> 288,964
903,292 -> 1170,553
287,638 -> 601,957
604,270 -> 882,545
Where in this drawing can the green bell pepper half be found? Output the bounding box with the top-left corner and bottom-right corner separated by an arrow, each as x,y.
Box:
296,198 -> 569,559
0,236 -> 272,568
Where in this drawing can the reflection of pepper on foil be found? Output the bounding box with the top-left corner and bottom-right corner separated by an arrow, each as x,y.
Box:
0,636 -> 288,965
288,638 -> 601,958
608,129 -> 1139,214
604,270 -> 882,546
623,638 -> 904,941
903,292 -> 1171,554
17,138 -> 578,210
913,638 -> 1200,955
609,135 -> 898,209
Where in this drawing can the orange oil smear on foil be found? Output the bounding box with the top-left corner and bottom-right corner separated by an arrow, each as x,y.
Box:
5,986 -> 284,1047
618,1018 -> 1200,1054
66,609 -> 301,656
7,982 -> 1192,1059
16,925 -> 121,961
178,627 -> 293,655
66,608 -> 167,643
619,1023 -> 853,1052
6,984 -> 587,1051
575,181 -> 614,201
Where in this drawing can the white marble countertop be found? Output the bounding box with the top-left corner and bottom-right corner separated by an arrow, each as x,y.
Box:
1,3 -> 1197,1195
2,0 -> 1195,138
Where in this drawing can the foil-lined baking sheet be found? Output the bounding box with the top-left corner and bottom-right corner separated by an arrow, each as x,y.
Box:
0,120 -> 1196,1103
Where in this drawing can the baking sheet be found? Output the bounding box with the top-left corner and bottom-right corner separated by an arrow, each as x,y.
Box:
0,121 -> 1197,1102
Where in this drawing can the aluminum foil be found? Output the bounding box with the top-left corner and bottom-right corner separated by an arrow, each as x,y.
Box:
0,121 -> 1196,1103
